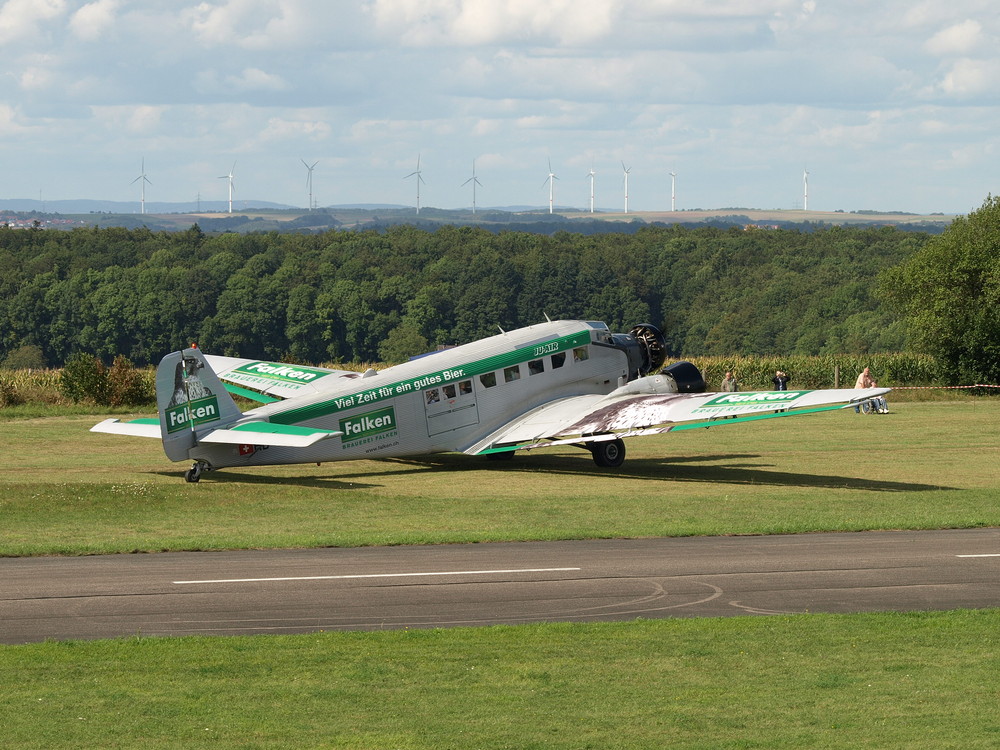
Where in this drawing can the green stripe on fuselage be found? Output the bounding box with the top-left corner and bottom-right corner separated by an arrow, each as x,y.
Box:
271,329 -> 592,426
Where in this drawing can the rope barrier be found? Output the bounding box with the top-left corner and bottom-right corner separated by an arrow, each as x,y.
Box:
889,384 -> 1000,390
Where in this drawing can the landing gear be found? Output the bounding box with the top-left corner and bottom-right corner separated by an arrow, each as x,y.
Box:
184,461 -> 210,483
590,438 -> 626,468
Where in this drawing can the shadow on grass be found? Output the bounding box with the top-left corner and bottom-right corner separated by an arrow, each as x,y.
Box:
176,451 -> 953,493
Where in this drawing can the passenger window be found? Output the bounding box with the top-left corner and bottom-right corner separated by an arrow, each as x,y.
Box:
551,352 -> 566,369
459,380 -> 472,395
480,372 -> 497,388
528,359 -> 544,375
504,365 -> 521,383
426,388 -> 440,404
443,384 -> 456,399
573,346 -> 589,362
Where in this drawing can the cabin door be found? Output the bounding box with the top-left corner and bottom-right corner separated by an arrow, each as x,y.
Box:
423,377 -> 480,436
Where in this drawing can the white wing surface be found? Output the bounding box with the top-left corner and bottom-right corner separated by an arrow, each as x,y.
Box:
466,387 -> 891,455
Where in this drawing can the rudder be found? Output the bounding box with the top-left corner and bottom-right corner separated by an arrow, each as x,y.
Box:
156,348 -> 243,461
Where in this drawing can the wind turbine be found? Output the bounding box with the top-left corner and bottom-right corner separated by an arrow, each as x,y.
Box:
302,159 -> 318,210
405,155 -> 424,214
219,162 -> 236,214
803,168 -> 809,211
132,158 -> 151,215
622,162 -> 631,214
670,170 -> 677,212
542,159 -> 558,214
588,166 -> 596,213
462,159 -> 483,214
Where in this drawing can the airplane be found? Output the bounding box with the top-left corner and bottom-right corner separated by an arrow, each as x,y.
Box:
91,320 -> 891,482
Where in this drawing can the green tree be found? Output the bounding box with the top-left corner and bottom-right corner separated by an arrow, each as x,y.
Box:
379,324 -> 430,363
880,195 -> 1000,384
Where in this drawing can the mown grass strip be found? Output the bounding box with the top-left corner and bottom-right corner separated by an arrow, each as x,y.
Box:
3,612 -> 999,749
1,401 -> 997,556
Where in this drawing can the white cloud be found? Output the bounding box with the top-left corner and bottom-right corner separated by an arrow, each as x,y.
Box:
0,102 -> 28,135
369,0 -> 619,46
939,58 -> 1000,98
70,0 -> 121,42
925,20 -> 983,56
0,0 -> 67,44
256,115 -> 331,144
193,67 -> 288,95
184,0 -> 315,49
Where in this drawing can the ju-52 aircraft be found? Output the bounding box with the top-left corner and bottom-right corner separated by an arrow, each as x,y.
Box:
92,320 -> 890,482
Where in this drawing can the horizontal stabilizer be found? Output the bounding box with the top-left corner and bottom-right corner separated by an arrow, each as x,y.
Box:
204,355 -> 364,400
198,421 -> 342,448
90,418 -> 161,439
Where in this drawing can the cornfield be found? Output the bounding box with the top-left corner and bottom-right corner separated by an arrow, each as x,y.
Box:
688,353 -> 942,391
0,353 -> 955,409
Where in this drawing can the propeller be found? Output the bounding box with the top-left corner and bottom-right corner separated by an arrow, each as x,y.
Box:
628,323 -> 667,375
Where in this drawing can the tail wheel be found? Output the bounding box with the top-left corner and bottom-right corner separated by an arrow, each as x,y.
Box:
591,438 -> 626,468
184,461 -> 210,483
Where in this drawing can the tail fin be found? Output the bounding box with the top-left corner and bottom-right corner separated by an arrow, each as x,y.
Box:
156,348 -> 243,461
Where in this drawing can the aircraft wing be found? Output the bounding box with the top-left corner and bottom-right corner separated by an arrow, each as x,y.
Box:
203,355 -> 366,402
466,387 -> 891,455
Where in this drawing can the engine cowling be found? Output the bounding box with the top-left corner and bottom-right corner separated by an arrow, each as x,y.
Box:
611,323 -> 668,380
661,360 -> 706,393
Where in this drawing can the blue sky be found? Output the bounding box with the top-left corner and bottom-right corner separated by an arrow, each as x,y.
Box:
1,0 -> 997,214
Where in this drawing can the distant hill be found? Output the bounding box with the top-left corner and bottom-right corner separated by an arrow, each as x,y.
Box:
0,198 -> 294,214
0,201 -> 956,234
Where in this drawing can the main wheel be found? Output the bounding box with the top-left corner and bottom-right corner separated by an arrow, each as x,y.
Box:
590,438 -> 626,468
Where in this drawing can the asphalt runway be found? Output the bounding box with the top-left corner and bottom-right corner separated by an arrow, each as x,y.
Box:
3,528 -> 999,644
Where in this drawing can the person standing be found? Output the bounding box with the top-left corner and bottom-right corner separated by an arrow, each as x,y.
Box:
772,370 -> 790,391
721,370 -> 739,392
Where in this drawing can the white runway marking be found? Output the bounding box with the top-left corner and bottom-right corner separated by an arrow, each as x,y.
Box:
956,554 -> 1000,558
174,567 -> 581,585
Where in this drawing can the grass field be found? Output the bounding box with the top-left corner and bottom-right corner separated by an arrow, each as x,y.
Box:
1,400 -> 997,556
3,612 -> 1000,749
2,399 -> 998,748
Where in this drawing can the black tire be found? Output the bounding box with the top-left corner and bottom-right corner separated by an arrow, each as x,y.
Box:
591,438 -> 626,468
184,466 -> 201,483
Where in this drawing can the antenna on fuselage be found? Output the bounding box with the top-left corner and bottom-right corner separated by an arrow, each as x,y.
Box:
544,313 -> 552,322
497,324 -> 506,334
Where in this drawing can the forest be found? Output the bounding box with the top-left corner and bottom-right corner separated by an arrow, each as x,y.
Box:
0,221 -> 927,370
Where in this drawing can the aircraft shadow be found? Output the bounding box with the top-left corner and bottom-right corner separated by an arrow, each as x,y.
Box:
152,470 -> 379,490
171,452 -> 952,493
388,452 -> 953,493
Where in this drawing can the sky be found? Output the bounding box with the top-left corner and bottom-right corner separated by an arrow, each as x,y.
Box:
1,0 -> 998,215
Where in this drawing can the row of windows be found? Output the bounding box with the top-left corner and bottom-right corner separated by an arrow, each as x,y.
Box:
479,346 -> 589,390
425,379 -> 473,404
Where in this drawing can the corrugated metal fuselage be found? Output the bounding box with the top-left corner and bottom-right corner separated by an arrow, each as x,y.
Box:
188,321 -> 630,469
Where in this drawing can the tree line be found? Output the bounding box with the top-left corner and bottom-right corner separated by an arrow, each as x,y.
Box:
0,221 -> 930,372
